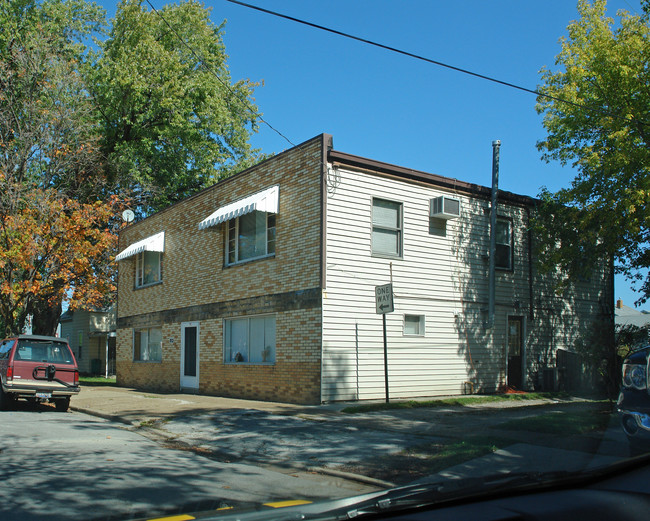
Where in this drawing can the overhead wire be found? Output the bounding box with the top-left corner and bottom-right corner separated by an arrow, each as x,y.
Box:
227,0 -> 647,128
143,0 -> 297,147
226,0 -> 572,104
144,0 -> 647,150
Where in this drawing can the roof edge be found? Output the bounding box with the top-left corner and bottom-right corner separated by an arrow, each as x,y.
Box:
328,149 -> 538,207
121,133 -> 329,234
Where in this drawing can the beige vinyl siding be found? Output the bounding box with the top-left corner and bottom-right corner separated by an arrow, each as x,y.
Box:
322,165 -> 611,402
323,168 -> 474,401
61,313 -> 90,373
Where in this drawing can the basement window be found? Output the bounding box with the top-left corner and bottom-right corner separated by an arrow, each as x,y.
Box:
404,315 -> 425,336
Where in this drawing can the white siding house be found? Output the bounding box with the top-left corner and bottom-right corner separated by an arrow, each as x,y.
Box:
321,149 -> 613,402
115,133 -> 613,404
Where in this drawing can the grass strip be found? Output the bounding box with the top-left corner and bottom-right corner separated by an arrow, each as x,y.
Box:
341,392 -> 571,414
406,435 -> 512,473
79,376 -> 117,386
492,407 -> 611,435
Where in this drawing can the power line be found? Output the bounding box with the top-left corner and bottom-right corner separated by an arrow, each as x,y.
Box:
144,0 -> 297,147
226,0 -> 639,123
226,1 -> 560,100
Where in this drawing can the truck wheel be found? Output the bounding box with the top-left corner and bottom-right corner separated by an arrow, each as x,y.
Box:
0,387 -> 14,411
55,397 -> 70,412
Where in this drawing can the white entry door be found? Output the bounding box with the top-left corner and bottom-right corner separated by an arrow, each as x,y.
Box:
180,322 -> 199,390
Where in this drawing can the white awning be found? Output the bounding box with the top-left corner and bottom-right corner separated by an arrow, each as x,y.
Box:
198,185 -> 279,230
115,231 -> 165,261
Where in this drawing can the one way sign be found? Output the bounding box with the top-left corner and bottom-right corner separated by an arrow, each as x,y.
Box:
375,283 -> 394,314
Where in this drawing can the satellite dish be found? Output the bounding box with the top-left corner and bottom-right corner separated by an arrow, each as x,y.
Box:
122,209 -> 135,223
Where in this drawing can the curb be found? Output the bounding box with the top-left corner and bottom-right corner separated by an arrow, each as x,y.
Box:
309,466 -> 396,489
70,406 -> 135,426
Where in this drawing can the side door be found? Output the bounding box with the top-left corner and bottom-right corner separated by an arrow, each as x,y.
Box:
180,322 -> 199,390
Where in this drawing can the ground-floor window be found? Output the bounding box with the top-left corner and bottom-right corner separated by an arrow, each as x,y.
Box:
133,327 -> 163,362
224,315 -> 276,364
403,314 -> 425,336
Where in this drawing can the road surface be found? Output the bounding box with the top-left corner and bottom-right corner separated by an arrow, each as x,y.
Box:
0,406 -> 375,521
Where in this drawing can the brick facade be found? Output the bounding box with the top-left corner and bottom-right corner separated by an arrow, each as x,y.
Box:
116,135 -> 329,404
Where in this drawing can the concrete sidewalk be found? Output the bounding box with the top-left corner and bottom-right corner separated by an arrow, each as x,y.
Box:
69,384 -> 569,426
70,384 -> 315,425
69,385 -> 628,488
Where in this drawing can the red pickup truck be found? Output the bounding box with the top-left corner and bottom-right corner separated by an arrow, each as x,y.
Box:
0,334 -> 80,411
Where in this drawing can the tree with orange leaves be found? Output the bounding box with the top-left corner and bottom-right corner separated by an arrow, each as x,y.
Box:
0,0 -> 126,336
0,186 -> 122,336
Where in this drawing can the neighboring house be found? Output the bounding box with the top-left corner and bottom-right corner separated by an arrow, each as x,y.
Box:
115,133 -> 613,404
615,299 -> 650,349
60,306 -> 116,376
615,299 -> 650,330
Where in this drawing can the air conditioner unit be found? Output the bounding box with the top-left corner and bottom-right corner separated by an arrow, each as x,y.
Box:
430,196 -> 460,220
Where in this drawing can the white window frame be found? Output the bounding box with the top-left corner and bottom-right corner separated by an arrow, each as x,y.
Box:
495,218 -> 513,271
371,197 -> 403,258
226,211 -> 276,266
223,314 -> 276,365
135,251 -> 163,288
403,314 -> 425,336
133,326 -> 163,362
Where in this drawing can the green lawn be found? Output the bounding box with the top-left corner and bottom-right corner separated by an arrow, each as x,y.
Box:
492,407 -> 611,435
411,435 -> 510,468
79,376 -> 117,386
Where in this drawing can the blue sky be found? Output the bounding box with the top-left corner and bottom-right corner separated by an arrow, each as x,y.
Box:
100,0 -> 647,308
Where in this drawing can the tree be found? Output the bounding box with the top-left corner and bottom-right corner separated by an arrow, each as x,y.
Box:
0,186 -> 121,337
0,0 -> 122,335
0,0 -> 107,200
88,0 -> 264,213
1,0 -> 264,334
536,0 -> 650,304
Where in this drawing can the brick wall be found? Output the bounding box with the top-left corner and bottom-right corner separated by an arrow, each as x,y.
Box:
115,135 -> 327,404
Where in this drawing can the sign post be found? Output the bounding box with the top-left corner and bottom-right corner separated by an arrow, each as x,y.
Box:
375,283 -> 394,403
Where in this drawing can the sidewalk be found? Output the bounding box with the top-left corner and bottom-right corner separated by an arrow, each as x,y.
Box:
69,384 -> 571,427
70,384 -> 314,425
69,385 -> 628,488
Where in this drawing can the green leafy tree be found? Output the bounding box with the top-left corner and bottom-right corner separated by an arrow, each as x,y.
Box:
1,0 -> 264,333
88,0 -> 264,213
535,0 -> 650,303
0,0 -> 106,200
0,0 -> 123,335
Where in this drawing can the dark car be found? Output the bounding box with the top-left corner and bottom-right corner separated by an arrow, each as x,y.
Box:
0,334 -> 80,411
618,345 -> 650,451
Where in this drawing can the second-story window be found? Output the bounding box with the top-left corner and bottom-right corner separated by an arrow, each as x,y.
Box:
495,218 -> 513,270
227,211 -> 276,265
372,198 -> 403,258
136,251 -> 162,287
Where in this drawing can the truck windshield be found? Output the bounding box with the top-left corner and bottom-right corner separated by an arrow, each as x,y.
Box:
14,340 -> 74,365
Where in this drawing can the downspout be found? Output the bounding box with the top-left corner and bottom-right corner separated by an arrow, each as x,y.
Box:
526,205 -> 535,321
320,134 -> 332,291
487,140 -> 500,328
319,133 -> 332,404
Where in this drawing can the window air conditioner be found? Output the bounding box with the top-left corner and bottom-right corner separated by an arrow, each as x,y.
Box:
430,196 -> 460,220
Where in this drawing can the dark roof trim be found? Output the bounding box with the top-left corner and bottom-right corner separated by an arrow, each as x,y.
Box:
328,149 -> 538,207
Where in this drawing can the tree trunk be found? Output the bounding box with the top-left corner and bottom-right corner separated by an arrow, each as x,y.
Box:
30,299 -> 63,337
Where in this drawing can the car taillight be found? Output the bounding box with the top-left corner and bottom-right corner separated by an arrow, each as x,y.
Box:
74,370 -> 79,386
623,363 -> 647,390
6,365 -> 12,381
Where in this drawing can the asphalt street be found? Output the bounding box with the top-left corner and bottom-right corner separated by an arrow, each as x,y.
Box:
0,386 -> 633,521
0,408 -> 375,521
